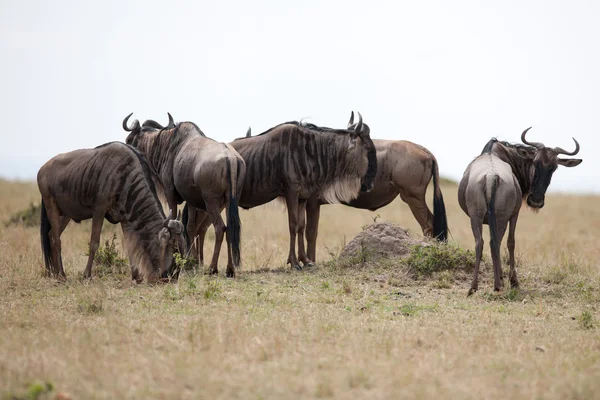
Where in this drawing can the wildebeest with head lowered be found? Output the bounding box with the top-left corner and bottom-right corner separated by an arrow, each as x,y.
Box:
295,111 -> 448,263
123,113 -> 245,277
459,127 -> 582,295
37,142 -> 184,282
215,112 -> 377,269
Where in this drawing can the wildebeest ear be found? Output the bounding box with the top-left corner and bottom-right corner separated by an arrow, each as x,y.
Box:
557,158 -> 582,167
246,127 -> 252,137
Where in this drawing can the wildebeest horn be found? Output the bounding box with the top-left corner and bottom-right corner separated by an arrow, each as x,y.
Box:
347,111 -> 355,128
553,137 -> 580,156
520,127 -> 544,149
246,127 -> 252,137
354,111 -> 363,134
167,113 -> 175,128
163,209 -> 174,228
123,113 -> 141,132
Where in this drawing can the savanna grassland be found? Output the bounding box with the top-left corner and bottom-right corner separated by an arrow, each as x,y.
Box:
1,177 -> 599,399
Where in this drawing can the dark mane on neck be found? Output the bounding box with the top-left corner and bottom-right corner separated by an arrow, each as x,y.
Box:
241,120 -> 353,139
483,138 -> 536,197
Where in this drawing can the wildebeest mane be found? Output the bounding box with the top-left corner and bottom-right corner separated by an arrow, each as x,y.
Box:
238,121 -> 356,140
481,138 -> 536,155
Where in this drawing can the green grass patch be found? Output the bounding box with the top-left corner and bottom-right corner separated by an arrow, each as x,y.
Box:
405,242 -> 476,278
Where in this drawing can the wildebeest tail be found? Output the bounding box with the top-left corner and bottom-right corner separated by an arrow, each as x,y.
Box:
181,203 -> 190,249
226,158 -> 241,267
488,175 -> 500,258
40,200 -> 53,274
431,159 -> 448,241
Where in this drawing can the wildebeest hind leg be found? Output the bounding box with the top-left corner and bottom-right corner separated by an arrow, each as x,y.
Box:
206,201 -> 225,275
490,222 -> 508,292
45,198 -> 66,279
507,214 -> 519,289
468,219 -> 484,296
83,212 -> 105,279
399,190 -> 433,237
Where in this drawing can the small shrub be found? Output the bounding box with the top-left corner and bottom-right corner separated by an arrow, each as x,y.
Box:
579,311 -> 595,330
5,380 -> 55,400
405,242 -> 476,278
5,203 -> 41,228
174,252 -> 197,273
204,280 -> 222,299
88,233 -> 129,278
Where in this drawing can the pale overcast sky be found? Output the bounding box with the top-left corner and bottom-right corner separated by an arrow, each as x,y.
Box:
1,0 -> 598,193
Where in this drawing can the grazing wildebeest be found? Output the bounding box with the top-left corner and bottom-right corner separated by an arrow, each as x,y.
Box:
123,113 -> 246,277
37,141 -> 185,282
459,127 -> 582,295
214,112 -> 377,269
293,111 -> 448,263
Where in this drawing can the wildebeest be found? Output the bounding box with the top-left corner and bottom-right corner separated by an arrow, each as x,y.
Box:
458,127 -> 582,295
294,111 -> 448,263
37,141 -> 184,282
188,112 -> 377,269
123,113 -> 245,277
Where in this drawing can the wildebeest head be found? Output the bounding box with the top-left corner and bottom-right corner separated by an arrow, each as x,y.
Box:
519,127 -> 582,209
345,111 -> 377,192
157,209 -> 185,281
142,113 -> 175,131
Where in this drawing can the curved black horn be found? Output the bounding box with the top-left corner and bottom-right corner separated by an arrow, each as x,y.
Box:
520,127 -> 544,149
167,112 -> 175,128
123,113 -> 141,132
347,111 -> 355,128
354,111 -> 363,134
246,126 -> 252,137
163,209 -> 174,228
554,137 -> 580,156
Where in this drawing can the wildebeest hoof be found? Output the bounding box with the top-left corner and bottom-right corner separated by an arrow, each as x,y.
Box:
303,261 -> 315,268
226,269 -> 235,278
293,264 -> 303,271
510,280 -> 520,289
467,287 -> 477,296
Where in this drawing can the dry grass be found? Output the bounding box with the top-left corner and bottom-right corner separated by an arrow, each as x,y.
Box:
1,178 -> 599,399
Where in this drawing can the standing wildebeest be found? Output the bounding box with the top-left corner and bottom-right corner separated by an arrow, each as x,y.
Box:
294,111 -> 448,263
37,142 -> 184,282
123,113 -> 245,277
188,112 -> 377,269
459,127 -> 582,295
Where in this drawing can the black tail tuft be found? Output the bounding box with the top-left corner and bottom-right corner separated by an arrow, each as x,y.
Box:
226,161 -> 241,267
488,175 -> 500,257
181,203 -> 190,249
432,159 -> 448,241
40,200 -> 53,274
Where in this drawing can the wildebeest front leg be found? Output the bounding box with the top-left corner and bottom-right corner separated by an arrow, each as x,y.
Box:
83,212 -> 105,279
507,214 -> 519,289
285,193 -> 302,270
296,201 -> 313,267
468,219 -> 484,296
